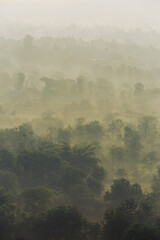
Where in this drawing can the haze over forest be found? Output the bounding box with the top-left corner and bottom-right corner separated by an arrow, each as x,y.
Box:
1,1 -> 160,240
1,0 -> 160,37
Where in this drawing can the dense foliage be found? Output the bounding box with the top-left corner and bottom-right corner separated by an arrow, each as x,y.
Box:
0,35 -> 160,239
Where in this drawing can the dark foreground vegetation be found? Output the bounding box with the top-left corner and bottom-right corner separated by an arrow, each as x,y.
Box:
0,35 -> 160,239
0,122 -> 160,240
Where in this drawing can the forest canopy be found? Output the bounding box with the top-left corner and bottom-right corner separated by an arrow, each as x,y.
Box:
0,31 -> 160,239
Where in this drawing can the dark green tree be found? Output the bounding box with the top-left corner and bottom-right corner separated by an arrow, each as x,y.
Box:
104,179 -> 143,207
21,186 -> 54,214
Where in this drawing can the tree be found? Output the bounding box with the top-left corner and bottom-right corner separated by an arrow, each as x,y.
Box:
152,166 -> 160,192
58,166 -> 86,192
77,75 -> 86,95
40,77 -> 55,89
34,206 -> 88,240
124,127 -> 141,152
17,150 -> 61,187
58,142 -> 72,162
104,179 -> 143,208
0,124 -> 36,153
123,224 -> 157,240
0,171 -> 18,192
110,147 -> 125,168
0,187 -> 15,240
15,72 -> 25,89
103,197 -> 158,240
0,149 -> 15,172
72,144 -> 98,173
74,117 -> 86,140
21,186 -> 54,214
57,127 -> 72,144
87,177 -> 104,196
84,121 -> 104,141
23,35 -> 33,61
134,82 -> 144,95
103,205 -> 132,240
142,151 -> 159,169
107,119 -> 124,139
24,35 -> 33,50
92,165 -> 105,182
124,127 -> 141,161
138,116 -> 158,140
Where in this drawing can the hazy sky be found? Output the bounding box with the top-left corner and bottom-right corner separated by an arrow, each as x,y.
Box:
0,0 -> 160,29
